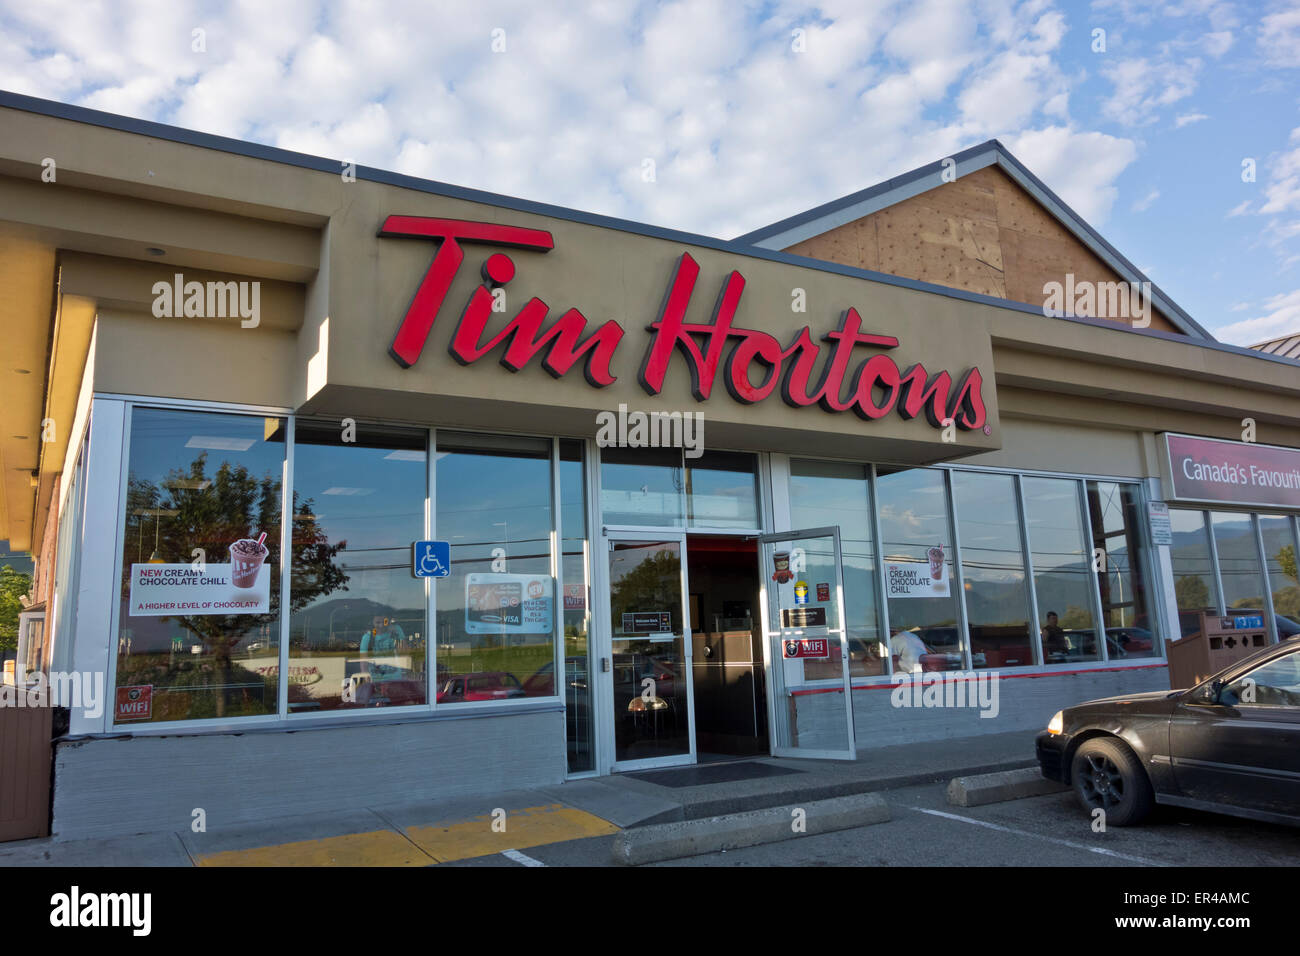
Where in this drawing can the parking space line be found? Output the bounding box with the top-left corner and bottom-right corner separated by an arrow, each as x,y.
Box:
502,849 -> 547,867
904,806 -> 1165,866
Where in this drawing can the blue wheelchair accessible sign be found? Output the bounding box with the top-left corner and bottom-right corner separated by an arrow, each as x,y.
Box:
412,540 -> 451,578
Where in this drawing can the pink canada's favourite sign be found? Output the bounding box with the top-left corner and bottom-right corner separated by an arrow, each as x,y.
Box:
1164,433 -> 1300,509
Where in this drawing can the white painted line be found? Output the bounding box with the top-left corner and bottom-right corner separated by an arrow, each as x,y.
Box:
905,806 -> 1164,866
502,849 -> 546,867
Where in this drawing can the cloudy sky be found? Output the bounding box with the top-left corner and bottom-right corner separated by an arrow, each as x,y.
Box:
1,0 -> 1297,343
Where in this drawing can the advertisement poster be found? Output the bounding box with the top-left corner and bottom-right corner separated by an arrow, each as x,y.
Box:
885,552 -> 950,598
128,535 -> 272,617
465,573 -> 553,634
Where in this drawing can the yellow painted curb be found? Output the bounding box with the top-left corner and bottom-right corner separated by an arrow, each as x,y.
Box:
197,829 -> 434,867
406,804 -> 620,863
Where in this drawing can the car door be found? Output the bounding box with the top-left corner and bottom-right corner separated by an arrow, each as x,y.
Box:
1169,647 -> 1300,819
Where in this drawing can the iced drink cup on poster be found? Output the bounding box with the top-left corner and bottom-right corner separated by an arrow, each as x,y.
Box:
927,545 -> 944,584
230,532 -> 269,589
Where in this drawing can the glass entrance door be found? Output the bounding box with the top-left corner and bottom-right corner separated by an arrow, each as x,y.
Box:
758,527 -> 856,759
606,535 -> 695,769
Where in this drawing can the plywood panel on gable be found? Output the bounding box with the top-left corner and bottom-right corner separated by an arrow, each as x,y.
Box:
781,164 -> 1181,335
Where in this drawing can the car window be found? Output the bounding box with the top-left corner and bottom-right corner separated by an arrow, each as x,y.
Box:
1224,650 -> 1300,707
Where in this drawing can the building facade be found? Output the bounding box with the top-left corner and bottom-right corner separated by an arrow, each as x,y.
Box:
3,92 -> 1299,840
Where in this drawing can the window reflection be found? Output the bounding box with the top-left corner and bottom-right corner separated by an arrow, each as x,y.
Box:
1086,481 -> 1157,659
1169,509 -> 1218,637
1260,515 -> 1300,640
600,446 -> 684,526
686,451 -> 759,529
789,460 -> 885,675
952,472 -> 1033,668
877,467 -> 964,673
1211,512 -> 1272,639
1022,477 -> 1099,663
435,433 -> 557,703
116,408 -> 284,723
288,422 -> 428,711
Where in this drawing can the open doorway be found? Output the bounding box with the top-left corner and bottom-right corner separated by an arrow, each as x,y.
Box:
686,535 -> 768,759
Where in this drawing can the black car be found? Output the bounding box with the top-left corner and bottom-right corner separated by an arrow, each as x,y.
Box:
1037,636 -> 1300,826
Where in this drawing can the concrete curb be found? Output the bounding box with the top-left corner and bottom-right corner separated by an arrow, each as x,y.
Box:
946,767 -> 1068,807
610,792 -> 891,865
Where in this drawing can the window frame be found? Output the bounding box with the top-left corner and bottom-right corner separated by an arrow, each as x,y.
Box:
105,402 -> 575,734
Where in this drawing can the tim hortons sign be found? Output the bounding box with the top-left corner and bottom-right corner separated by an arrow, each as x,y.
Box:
381,216 -> 988,430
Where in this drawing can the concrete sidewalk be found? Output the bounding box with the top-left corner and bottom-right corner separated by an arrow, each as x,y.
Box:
0,730 -> 1038,866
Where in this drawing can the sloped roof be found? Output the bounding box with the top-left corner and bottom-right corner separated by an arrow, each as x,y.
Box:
1250,333 -> 1300,360
734,140 -> 1212,340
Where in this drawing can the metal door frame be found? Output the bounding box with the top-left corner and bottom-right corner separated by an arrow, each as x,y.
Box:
757,526 -> 857,760
601,529 -> 697,772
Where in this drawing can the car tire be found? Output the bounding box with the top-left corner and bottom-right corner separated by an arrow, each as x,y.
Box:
1069,737 -> 1154,827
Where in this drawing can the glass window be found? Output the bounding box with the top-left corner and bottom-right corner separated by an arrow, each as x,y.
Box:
1086,481 -> 1158,659
686,451 -> 759,529
560,440 -> 594,772
952,472 -> 1033,669
1224,649 -> 1300,707
876,467 -> 964,673
435,432 -> 557,703
789,460 -> 885,676
600,446 -> 684,527
1022,477 -> 1099,663
1211,512 -> 1269,621
288,421 -> 428,712
1260,515 -> 1300,640
115,407 -> 284,723
1169,509 -> 1218,637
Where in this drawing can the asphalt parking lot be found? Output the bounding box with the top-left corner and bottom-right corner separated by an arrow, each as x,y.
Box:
439,779 -> 1300,868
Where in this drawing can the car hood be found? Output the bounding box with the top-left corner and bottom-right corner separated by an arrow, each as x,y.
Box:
1078,689 -> 1177,706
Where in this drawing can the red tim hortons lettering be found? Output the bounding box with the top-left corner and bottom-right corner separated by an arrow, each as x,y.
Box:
636,253 -> 987,430
381,216 -> 622,386
380,223 -> 987,432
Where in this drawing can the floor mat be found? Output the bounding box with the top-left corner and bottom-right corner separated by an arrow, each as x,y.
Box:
625,761 -> 804,789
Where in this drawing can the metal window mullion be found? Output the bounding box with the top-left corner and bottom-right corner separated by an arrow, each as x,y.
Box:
944,469 -> 972,671
868,464 -> 892,678
104,401 -> 133,732
428,428 -> 437,711
1252,513 -> 1280,645
1205,510 -> 1226,616
277,415 -> 294,719
1080,480 -> 1109,662
551,438 -> 564,703
1014,474 -> 1043,667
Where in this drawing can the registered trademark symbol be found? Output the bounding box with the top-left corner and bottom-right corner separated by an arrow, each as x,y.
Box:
983,425 -> 991,435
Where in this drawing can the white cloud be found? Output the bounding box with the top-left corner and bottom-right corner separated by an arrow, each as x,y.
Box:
0,0 -> 1129,241
1227,199 -> 1251,217
1002,126 -> 1139,224
1175,111 -> 1209,127
1101,55 -> 1202,126
1214,289 -> 1300,345
1132,188 -> 1160,212
1258,8 -> 1300,68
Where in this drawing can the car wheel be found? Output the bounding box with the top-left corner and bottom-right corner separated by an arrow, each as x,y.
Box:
1069,737 -> 1153,827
